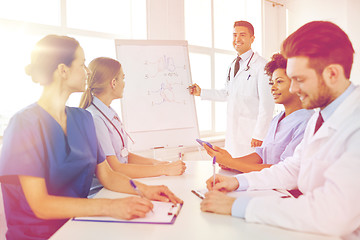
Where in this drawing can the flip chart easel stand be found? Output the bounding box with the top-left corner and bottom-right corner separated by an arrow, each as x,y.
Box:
152,145 -> 185,161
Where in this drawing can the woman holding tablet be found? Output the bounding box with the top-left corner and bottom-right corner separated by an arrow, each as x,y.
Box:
203,53 -> 313,173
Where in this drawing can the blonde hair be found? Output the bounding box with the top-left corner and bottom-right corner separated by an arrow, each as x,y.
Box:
79,57 -> 121,109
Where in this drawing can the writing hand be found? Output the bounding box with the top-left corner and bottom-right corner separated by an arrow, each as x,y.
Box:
200,190 -> 235,215
205,174 -> 239,192
108,196 -> 153,220
142,185 -> 183,204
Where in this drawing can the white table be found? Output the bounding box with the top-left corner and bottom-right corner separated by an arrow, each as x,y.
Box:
50,161 -> 340,240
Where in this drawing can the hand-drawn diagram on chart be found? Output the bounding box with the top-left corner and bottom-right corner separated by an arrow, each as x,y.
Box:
144,55 -> 188,106
117,43 -> 196,134
115,41 -> 199,150
147,80 -> 186,105
144,55 -> 179,78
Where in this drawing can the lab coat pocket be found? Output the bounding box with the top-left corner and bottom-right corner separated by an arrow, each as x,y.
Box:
303,138 -> 333,173
235,95 -> 259,117
235,116 -> 256,144
246,74 -> 252,81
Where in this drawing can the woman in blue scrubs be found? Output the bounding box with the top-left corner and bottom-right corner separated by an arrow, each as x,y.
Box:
79,57 -> 186,180
203,53 -> 314,173
0,35 -> 182,240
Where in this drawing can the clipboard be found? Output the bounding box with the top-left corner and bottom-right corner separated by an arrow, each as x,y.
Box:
73,201 -> 183,225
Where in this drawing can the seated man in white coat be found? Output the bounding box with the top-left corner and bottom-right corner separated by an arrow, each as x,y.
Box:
200,21 -> 360,238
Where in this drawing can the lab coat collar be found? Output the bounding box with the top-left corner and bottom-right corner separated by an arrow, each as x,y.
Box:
92,96 -> 118,121
238,49 -> 253,62
234,51 -> 260,77
311,85 -> 360,141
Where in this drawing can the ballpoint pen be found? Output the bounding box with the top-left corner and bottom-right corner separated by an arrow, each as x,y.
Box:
191,190 -> 205,199
212,156 -> 216,187
129,179 -> 154,212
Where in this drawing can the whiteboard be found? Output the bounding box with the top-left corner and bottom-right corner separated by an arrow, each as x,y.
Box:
115,40 -> 199,151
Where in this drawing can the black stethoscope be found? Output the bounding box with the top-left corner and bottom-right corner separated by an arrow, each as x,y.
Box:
227,52 -> 254,81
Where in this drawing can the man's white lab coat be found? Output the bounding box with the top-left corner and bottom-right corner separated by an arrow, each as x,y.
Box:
201,52 -> 274,157
242,85 -> 360,237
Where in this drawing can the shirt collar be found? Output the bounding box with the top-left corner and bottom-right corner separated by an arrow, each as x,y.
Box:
321,83 -> 355,121
238,49 -> 253,62
92,96 -> 118,121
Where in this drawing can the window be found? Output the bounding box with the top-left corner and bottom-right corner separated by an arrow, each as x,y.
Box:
189,53 -> 212,132
185,0 -> 263,137
0,0 -> 60,26
0,0 -> 146,135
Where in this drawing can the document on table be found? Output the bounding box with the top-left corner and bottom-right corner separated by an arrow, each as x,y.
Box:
73,189 -> 182,224
74,201 -> 182,224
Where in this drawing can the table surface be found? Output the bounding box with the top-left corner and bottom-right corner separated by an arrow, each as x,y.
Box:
50,161 -> 340,240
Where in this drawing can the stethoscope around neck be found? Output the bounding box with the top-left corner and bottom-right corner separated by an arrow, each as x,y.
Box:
227,52 -> 254,81
92,103 -> 135,158
91,103 -> 134,148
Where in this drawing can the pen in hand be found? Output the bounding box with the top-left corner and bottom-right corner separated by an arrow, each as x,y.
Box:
212,156 -> 216,188
129,179 -> 154,212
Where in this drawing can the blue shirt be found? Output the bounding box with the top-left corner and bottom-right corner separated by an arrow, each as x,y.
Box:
86,97 -> 129,164
255,109 -> 314,164
0,103 -> 105,240
321,83 -> 355,122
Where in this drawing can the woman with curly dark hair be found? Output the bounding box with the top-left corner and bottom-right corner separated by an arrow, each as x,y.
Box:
203,53 -> 314,173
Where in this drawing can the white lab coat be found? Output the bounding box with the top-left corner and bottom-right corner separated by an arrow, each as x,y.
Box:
201,52 -> 274,157
242,85 -> 360,237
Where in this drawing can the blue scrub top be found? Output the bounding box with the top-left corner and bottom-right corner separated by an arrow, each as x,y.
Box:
0,103 -> 105,240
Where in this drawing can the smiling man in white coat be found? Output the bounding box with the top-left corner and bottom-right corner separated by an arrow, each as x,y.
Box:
200,21 -> 360,238
189,21 -> 274,158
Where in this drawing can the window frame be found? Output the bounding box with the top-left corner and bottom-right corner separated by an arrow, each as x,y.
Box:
186,0 -> 263,138
0,0 -> 146,136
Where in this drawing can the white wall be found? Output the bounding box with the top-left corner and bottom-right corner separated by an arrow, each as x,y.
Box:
143,0 -> 360,160
346,0 -> 360,85
286,0 -> 360,85
262,0 -> 287,60
147,0 -> 185,40
146,0 -> 360,83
